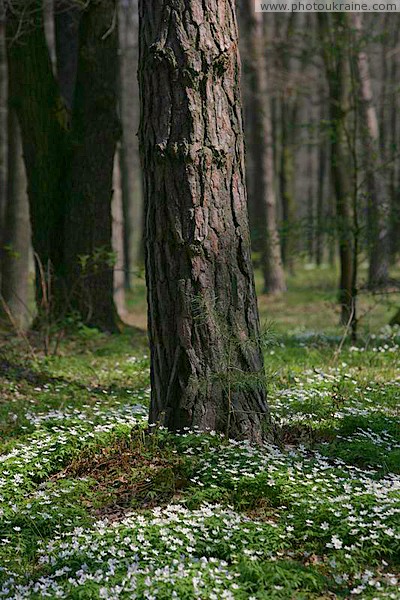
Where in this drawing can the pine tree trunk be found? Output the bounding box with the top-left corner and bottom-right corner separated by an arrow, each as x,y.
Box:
245,6 -> 286,294
64,0 -> 120,332
1,109 -> 30,328
139,0 -> 270,442
351,14 -> 389,288
318,13 -> 354,325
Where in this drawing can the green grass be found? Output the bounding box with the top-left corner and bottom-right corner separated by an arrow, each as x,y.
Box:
0,265 -> 399,599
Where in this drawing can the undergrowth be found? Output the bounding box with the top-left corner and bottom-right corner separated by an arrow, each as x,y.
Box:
0,316 -> 399,598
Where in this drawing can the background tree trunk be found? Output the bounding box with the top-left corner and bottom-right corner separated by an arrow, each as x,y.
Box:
245,5 -> 286,293
279,101 -> 296,272
1,109 -> 30,328
112,148 -> 126,316
0,8 -> 7,243
6,0 -> 68,310
316,126 -> 327,267
306,122 -> 315,262
139,0 -> 270,442
351,13 -> 389,288
386,22 -> 400,260
118,0 -> 143,289
318,13 -> 354,325
64,0 -> 120,332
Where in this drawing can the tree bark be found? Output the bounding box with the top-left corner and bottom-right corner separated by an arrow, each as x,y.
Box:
318,13 -> 354,325
139,0 -> 270,442
64,0 -> 120,332
351,13 -> 389,288
245,5 -> 286,294
1,108 -> 30,328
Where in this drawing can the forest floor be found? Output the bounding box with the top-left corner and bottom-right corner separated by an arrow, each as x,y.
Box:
0,265 -> 399,599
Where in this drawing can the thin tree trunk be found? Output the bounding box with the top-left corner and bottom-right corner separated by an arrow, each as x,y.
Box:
112,147 -> 126,316
1,108 -> 30,328
276,14 -> 297,273
0,9 -> 7,240
327,176 -> 336,267
246,6 -> 286,293
390,306 -> 400,326
388,23 -> 400,259
237,8 -> 261,255
44,0 -> 56,67
64,0 -> 120,332
316,126 -> 327,267
118,0 -> 143,289
306,131 -> 315,262
279,116 -> 295,271
318,13 -> 354,325
139,0 -> 270,442
351,13 -> 389,288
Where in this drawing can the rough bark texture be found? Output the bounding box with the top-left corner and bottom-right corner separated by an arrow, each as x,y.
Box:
64,0 -> 120,332
245,5 -> 286,293
351,14 -> 389,288
1,108 -> 30,328
139,0 -> 270,441
318,13 -> 354,325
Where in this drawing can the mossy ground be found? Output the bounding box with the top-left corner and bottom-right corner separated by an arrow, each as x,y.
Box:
0,265 -> 399,598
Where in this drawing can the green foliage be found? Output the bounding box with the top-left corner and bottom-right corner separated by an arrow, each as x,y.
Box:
238,559 -> 332,599
0,291 -> 399,598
